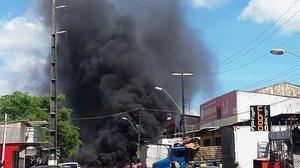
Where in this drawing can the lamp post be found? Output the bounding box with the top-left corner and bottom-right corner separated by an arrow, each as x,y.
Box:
122,117 -> 141,158
155,87 -> 182,112
171,72 -> 193,138
270,48 -> 300,58
270,48 -> 300,167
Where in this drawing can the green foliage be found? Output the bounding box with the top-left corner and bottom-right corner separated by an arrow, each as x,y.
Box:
0,91 -> 81,159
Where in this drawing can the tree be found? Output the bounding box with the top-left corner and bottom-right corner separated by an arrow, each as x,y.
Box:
0,91 -> 81,159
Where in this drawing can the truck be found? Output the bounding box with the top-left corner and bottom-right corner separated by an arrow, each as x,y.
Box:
140,144 -> 169,167
152,137 -> 221,168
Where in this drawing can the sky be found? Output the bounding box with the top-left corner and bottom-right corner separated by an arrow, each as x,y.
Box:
1,0 -> 300,115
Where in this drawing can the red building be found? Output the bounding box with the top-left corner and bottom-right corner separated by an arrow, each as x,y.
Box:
200,90 -> 237,126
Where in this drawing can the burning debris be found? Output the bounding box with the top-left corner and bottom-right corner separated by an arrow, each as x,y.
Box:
36,0 -> 216,166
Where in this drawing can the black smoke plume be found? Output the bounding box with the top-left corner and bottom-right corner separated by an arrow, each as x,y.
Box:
37,0 -> 216,166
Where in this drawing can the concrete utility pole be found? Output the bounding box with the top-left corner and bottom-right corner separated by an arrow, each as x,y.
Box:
49,1 -> 66,164
172,72 -> 193,138
49,0 -> 58,164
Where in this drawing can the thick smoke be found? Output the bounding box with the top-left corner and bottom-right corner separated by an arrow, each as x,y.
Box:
37,0 -> 216,166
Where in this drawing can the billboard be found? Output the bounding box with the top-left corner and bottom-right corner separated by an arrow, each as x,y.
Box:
250,105 -> 270,131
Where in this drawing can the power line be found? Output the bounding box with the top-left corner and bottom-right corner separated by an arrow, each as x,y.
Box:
72,108 -> 180,121
72,108 -> 141,121
236,96 -> 299,116
200,1 -> 299,74
240,63 -> 300,90
215,29 -> 300,75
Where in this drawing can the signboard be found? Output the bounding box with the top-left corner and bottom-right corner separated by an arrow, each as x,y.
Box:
269,131 -> 291,140
250,105 -> 270,131
257,142 -> 269,158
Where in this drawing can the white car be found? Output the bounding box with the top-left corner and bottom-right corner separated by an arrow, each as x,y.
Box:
61,162 -> 80,168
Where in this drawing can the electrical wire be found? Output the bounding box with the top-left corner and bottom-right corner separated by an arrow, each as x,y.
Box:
200,0 -> 299,74
72,108 -> 179,121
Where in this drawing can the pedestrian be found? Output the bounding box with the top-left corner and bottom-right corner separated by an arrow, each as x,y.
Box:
234,161 -> 241,168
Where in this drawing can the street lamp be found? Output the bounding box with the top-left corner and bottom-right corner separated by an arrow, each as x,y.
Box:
155,87 -> 182,112
270,48 -> 300,165
122,117 -> 141,158
270,48 -> 300,58
171,72 -> 193,138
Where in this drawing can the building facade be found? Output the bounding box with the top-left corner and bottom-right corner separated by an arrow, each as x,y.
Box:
0,121 -> 47,168
198,83 -> 300,168
200,83 -> 300,128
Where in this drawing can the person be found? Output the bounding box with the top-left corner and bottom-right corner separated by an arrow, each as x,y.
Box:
234,161 -> 241,168
186,162 -> 192,168
136,158 -> 143,168
170,160 -> 180,168
200,161 -> 207,167
123,161 -> 131,168
218,161 -> 222,168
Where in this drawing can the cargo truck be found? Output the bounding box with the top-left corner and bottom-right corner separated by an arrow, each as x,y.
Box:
152,137 -> 221,168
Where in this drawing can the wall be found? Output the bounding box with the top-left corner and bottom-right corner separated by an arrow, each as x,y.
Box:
200,91 -> 237,126
236,91 -> 300,122
0,123 -> 25,143
234,126 -> 269,168
220,127 -> 235,168
200,115 -> 237,127
200,131 -> 221,146
253,82 -> 300,98
0,144 -> 22,168
185,115 -> 201,132
141,144 -> 169,168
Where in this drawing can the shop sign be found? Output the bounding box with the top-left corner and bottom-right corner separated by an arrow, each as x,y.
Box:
250,105 -> 270,131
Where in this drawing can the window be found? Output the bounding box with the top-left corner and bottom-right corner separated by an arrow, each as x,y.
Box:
223,100 -> 229,115
215,137 -> 221,146
203,139 -> 211,146
222,102 -> 225,115
226,100 -> 229,114
217,107 -> 221,119
174,149 -> 186,158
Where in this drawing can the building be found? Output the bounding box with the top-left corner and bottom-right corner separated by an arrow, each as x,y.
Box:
200,82 -> 300,128
198,82 -> 300,168
0,121 -> 48,168
166,114 -> 201,138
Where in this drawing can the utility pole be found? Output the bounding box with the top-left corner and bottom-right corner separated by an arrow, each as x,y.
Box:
1,113 -> 7,167
172,72 -> 193,138
49,0 -> 66,164
49,0 -> 58,165
137,110 -> 142,158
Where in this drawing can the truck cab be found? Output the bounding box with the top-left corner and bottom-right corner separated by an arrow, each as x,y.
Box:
152,145 -> 187,168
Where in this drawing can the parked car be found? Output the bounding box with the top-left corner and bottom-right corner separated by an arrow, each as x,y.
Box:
31,166 -> 60,168
61,162 -> 80,168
